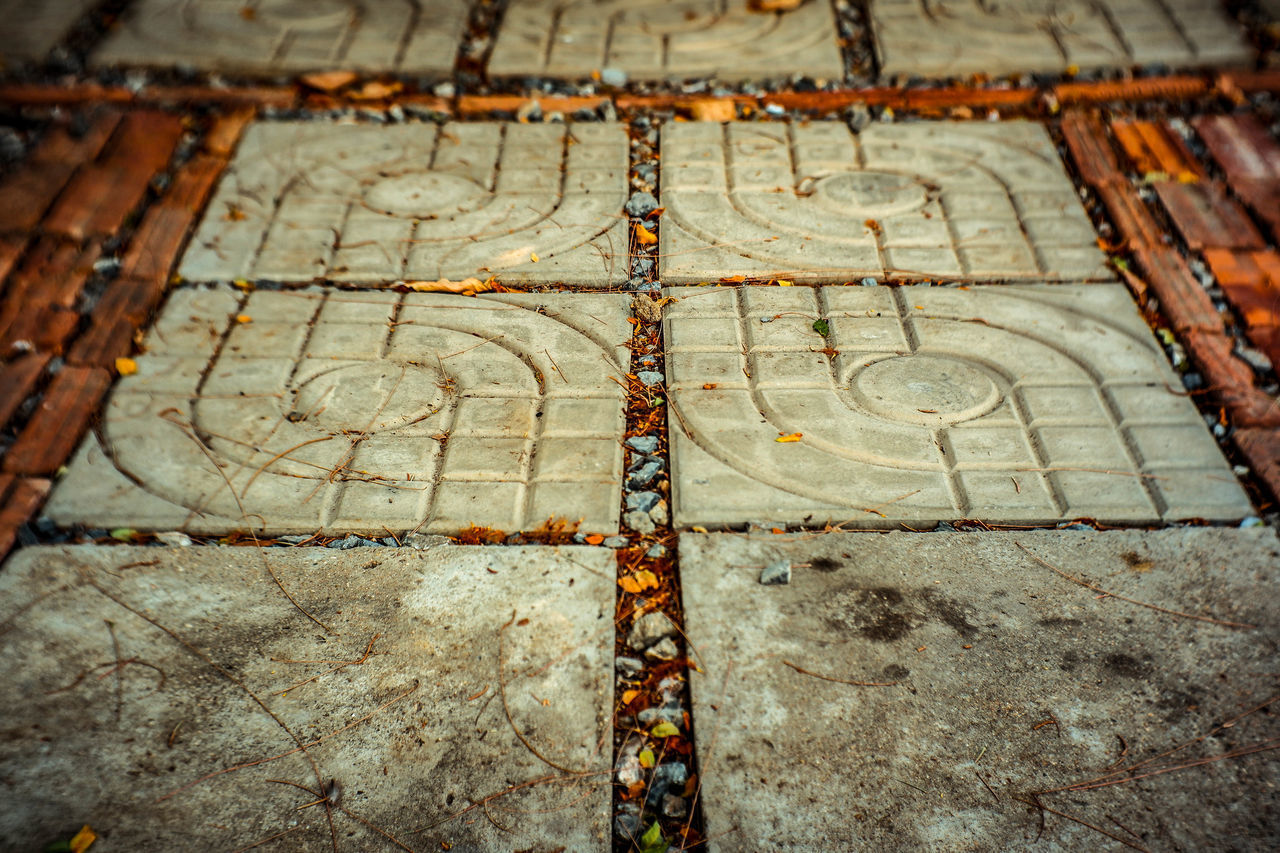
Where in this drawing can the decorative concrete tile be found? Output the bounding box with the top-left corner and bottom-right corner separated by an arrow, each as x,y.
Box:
46,286 -> 632,534
680,528 -> 1280,851
489,0 -> 843,81
0,0 -> 96,62
91,0 -> 466,74
0,543 -> 613,850
659,121 -> 1110,284
872,0 -> 1250,78
180,121 -> 630,286
663,284 -> 1251,527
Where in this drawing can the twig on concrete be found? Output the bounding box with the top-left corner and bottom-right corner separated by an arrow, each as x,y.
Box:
782,660 -> 899,687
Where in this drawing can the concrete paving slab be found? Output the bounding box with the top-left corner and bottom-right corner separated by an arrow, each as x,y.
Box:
0,542 -> 613,851
46,286 -> 632,535
659,121 -> 1111,284
873,0 -> 1250,78
91,0 -> 466,75
488,0 -> 843,82
179,121 -> 629,286
680,527 -> 1280,851
664,284 -> 1252,527
0,0 -> 96,62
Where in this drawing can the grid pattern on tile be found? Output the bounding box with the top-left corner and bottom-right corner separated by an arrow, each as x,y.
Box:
872,0 -> 1251,77
488,0 -> 844,81
663,284 -> 1251,527
46,287 -> 633,535
91,0 -> 468,74
659,121 -> 1111,284
180,121 -> 630,285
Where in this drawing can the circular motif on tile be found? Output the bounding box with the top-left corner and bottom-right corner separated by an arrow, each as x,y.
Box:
811,171 -> 928,217
288,363 -> 450,433
255,0 -> 355,29
362,172 -> 489,218
850,355 -> 1001,425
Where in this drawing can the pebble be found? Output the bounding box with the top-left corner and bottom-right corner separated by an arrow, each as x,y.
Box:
516,99 -> 542,122
599,101 -> 618,122
1237,347 -> 1272,372
603,535 -> 629,548
636,370 -> 663,386
662,794 -> 689,819
616,656 -> 644,677
646,544 -> 668,559
155,531 -> 193,547
613,813 -> 640,840
646,761 -> 690,808
644,637 -> 680,661
625,191 -> 659,217
627,460 -> 663,489
600,67 -> 628,86
627,491 -> 661,512
627,436 -> 659,454
404,533 -> 450,550
759,559 -> 791,585
648,500 -> 670,526
628,611 -> 677,649
329,534 -> 377,549
625,510 -> 656,535
637,703 -> 684,726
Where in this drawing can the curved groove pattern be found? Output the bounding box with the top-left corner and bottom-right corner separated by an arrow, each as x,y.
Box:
664,284 -> 1251,528
179,121 -> 630,286
659,121 -> 1112,284
90,0 -> 465,74
46,287 -> 633,535
489,0 -> 843,80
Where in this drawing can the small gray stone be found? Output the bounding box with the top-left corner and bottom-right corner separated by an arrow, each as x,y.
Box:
662,794 -> 689,819
636,371 -> 663,386
600,67 -> 628,86
404,533 -> 450,550
516,99 -> 542,123
637,703 -> 684,726
646,544 -> 668,559
626,510 -> 656,535
644,637 -> 680,661
155,531 -> 193,547
616,656 -> 644,677
625,191 -> 658,218
613,813 -> 640,840
603,536 -> 629,548
759,559 -> 791,585
330,534 -> 375,550
648,500 -> 670,527
627,461 -> 663,489
629,611 -> 678,650
627,492 -> 661,513
433,81 -> 456,98
627,436 -> 659,454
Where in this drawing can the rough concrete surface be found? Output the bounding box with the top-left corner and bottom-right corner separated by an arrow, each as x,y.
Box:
179,121 -> 630,285
659,121 -> 1111,284
91,0 -> 467,74
664,284 -> 1252,527
46,286 -> 632,535
680,528 -> 1280,851
488,0 -> 844,81
0,543 -> 614,851
0,0 -> 97,62
873,0 -> 1251,78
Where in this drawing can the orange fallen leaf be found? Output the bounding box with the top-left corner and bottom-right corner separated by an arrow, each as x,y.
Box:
688,98 -> 736,122
635,569 -> 658,590
619,576 -> 642,594
634,223 -> 657,245
406,277 -> 498,296
775,433 -> 803,443
300,70 -> 357,92
114,357 -> 137,376
702,382 -> 718,390
719,275 -> 747,283
350,80 -> 403,101
235,314 -> 252,324
530,252 -> 540,263
748,0 -> 803,10
70,825 -> 97,853
621,689 -> 640,704
584,533 -> 605,545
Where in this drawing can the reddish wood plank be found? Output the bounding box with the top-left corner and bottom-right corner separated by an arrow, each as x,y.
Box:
203,108 -> 257,158
0,236 -> 101,355
1060,110 -> 1124,187
118,154 -> 225,287
761,87 -> 1036,111
1095,183 -> 1165,249
67,278 -> 164,368
0,352 -> 50,429
1054,76 -> 1208,104
1131,246 -> 1222,332
0,234 -> 26,283
1183,330 -> 1280,428
2,366 -> 111,476
0,112 -> 121,233
42,111 -> 187,240
0,476 -> 51,559
66,318 -> 136,369
1110,120 -> 1202,178
1234,428 -> 1280,506
1203,249 -> 1280,355
1193,114 -> 1280,241
0,83 -> 295,108
1153,181 -> 1265,251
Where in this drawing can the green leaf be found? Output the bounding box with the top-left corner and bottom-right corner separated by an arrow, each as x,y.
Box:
639,748 -> 655,768
812,318 -> 830,336
639,821 -> 668,853
651,721 -> 680,738
110,528 -> 139,542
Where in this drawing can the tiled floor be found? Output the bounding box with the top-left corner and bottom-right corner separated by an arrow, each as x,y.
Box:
0,0 -> 98,62
180,121 -> 631,285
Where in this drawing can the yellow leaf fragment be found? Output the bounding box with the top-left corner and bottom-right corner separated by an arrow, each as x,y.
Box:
635,569 -> 659,590
634,223 -> 657,245
776,279 -> 793,286
619,576 -> 643,594
232,279 -> 254,291
235,314 -> 252,324
639,748 -> 656,768
299,70 -> 357,92
406,277 -> 497,296
622,689 -> 640,704
70,825 -> 97,853
651,721 -> 680,738
530,252 -> 540,263
114,357 -> 137,376
688,98 -> 736,122
775,433 -> 803,443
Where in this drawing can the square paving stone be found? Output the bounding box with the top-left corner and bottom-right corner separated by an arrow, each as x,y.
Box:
488,0 -> 843,81
91,0 -> 466,75
179,121 -> 630,286
663,284 -> 1252,527
0,0 -> 97,62
660,121 -> 1111,284
0,543 -> 613,851
46,286 -> 632,535
680,528 -> 1280,852
872,0 -> 1250,78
